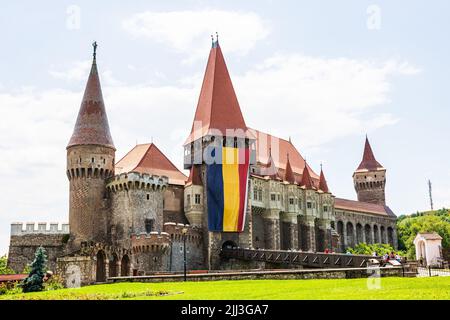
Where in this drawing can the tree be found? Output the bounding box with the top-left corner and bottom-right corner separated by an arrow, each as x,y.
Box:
347,243 -> 404,256
0,255 -> 15,275
21,247 -> 48,293
397,209 -> 450,259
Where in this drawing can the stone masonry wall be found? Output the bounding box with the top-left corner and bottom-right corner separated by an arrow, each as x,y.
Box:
8,234 -> 67,273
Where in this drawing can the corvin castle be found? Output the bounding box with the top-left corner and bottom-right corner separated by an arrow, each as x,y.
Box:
7,39 -> 397,286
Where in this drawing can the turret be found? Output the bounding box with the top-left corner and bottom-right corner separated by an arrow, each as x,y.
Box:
184,165 -> 204,226
66,42 -> 115,247
353,136 -> 386,205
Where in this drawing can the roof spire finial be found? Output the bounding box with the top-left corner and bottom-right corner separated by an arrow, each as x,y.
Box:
216,31 -> 219,43
92,41 -> 98,62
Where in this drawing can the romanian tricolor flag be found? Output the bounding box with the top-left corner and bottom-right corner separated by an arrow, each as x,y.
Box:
207,147 -> 250,232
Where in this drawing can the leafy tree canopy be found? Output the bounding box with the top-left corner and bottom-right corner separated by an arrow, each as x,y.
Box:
0,255 -> 15,275
397,208 -> 450,259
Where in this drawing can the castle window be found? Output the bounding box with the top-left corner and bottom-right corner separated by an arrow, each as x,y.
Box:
258,189 -> 263,201
270,194 -> 276,201
147,194 -> 150,200
195,194 -> 201,204
187,194 -> 191,206
144,219 -> 154,233
324,205 -> 328,212
92,158 -> 95,163
307,202 -> 312,209
253,187 -> 258,200
277,194 -> 281,201
289,198 -> 294,205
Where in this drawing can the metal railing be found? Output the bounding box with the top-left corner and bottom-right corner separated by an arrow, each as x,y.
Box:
221,247 -> 379,269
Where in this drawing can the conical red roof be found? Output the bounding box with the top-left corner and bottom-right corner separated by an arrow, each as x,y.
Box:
300,162 -> 315,189
264,150 -> 281,180
318,167 -> 329,193
356,136 -> 383,171
184,40 -> 253,145
67,46 -> 114,150
186,165 -> 203,186
284,154 -> 296,184
115,143 -> 187,185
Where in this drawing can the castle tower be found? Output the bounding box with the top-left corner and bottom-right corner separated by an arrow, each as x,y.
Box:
183,37 -> 256,269
66,42 -> 115,247
353,136 -> 386,205
299,162 -> 316,251
280,154 -> 298,250
317,166 -> 333,251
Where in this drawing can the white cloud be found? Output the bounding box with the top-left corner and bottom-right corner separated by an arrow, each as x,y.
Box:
234,53 -> 420,148
122,10 -> 270,62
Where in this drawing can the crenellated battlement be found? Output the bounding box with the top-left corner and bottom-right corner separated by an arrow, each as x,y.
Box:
106,171 -> 168,193
10,222 -> 69,236
163,222 -> 202,243
131,232 -> 171,253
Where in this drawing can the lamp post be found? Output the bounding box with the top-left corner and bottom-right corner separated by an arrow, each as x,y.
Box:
182,227 -> 188,281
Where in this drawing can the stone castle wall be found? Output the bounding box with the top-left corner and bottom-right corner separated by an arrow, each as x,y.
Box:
7,223 -> 69,273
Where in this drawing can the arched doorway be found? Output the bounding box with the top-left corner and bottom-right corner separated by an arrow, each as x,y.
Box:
96,250 -> 106,282
387,227 -> 394,246
109,253 -> 118,277
222,240 -> 238,250
121,255 -> 130,276
417,240 -> 427,265
380,226 -> 386,244
337,221 -> 344,252
373,225 -> 379,243
346,222 -> 355,248
364,224 -> 372,244
356,223 -> 363,244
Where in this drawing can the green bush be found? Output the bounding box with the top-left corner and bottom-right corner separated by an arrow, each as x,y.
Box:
346,243 -> 405,257
45,275 -> 64,291
0,255 -> 14,275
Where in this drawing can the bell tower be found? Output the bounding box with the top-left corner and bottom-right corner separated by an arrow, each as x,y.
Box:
353,136 -> 386,205
66,42 -> 115,247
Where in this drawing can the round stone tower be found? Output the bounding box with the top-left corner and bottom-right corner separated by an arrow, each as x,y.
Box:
353,136 -> 386,206
66,42 -> 115,247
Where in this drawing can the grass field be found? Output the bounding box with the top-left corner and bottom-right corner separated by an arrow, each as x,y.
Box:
2,277 -> 450,300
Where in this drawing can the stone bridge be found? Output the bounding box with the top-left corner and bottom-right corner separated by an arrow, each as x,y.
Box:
221,247 -> 380,269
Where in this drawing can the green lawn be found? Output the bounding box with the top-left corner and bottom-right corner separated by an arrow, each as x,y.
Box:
2,277 -> 450,300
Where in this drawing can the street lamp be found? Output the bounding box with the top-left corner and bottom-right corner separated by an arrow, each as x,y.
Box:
181,227 -> 188,281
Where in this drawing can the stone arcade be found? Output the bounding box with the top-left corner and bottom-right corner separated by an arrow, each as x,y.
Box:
7,40 -> 397,286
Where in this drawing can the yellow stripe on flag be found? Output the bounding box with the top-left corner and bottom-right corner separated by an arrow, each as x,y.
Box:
222,147 -> 240,231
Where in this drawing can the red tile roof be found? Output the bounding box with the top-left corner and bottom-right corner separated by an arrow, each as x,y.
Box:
284,154 -> 296,184
67,52 -> 115,150
300,162 -> 315,189
356,136 -> 383,171
115,143 -> 187,185
0,274 -> 27,282
334,198 -> 395,217
186,164 -> 202,186
250,128 -> 319,183
318,167 -> 330,193
184,42 -> 253,145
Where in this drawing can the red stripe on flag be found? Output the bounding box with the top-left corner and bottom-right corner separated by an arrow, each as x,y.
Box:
237,148 -> 250,231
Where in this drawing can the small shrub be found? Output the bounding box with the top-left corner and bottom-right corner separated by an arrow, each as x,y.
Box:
45,275 -> 64,291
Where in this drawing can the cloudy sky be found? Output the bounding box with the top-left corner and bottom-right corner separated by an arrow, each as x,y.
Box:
1,1 -> 449,255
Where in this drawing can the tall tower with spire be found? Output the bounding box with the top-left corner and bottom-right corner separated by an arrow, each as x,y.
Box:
66,42 -> 116,247
353,136 -> 386,205
183,36 -> 256,269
